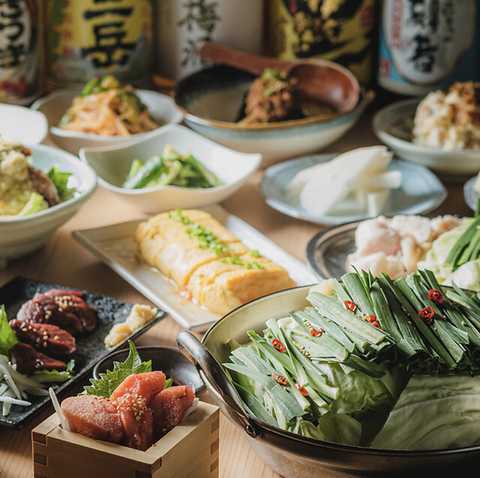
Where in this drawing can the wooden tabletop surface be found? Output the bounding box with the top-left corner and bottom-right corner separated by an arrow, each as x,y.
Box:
0,110 -> 473,478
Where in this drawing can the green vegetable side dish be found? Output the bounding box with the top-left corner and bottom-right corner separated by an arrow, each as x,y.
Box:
122,145 -> 223,190
420,210 -> 480,292
224,269 -> 480,450
0,138 -> 76,218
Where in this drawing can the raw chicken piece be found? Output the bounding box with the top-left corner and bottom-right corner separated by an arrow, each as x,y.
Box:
61,395 -> 124,444
389,215 -> 433,249
347,252 -> 406,280
430,215 -> 463,237
352,217 -> 400,257
151,385 -> 196,439
399,237 -> 424,275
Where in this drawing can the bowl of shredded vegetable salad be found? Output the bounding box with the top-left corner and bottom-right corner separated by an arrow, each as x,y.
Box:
179,270 -> 480,477
79,124 -> 261,213
32,76 -> 183,156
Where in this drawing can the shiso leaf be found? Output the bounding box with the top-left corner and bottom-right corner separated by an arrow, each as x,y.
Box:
0,305 -> 18,356
83,341 -> 151,399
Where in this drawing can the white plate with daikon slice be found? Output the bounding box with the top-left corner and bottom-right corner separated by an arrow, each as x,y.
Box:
259,153 -> 447,226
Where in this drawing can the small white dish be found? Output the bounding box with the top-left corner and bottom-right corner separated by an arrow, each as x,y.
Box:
0,145 -> 97,268
0,104 -> 48,145
464,176 -> 479,211
31,89 -> 184,156
79,124 -> 262,213
373,99 -> 480,176
73,204 -> 317,332
259,154 -> 447,226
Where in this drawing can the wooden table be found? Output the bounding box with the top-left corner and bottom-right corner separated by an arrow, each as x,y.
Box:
0,114 -> 472,478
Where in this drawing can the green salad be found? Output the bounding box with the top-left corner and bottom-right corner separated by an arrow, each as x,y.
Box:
419,213 -> 480,291
224,269 -> 480,450
0,138 -> 75,218
122,145 -> 223,190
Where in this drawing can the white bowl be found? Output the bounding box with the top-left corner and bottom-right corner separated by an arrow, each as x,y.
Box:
0,145 -> 97,268
31,89 -> 184,156
174,65 -> 374,168
0,104 -> 48,145
373,99 -> 480,176
79,124 -> 262,213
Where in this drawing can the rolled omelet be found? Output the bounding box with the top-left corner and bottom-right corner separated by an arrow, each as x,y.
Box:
135,209 -> 297,315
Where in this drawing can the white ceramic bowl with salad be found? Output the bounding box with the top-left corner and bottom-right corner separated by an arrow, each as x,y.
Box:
79,124 -> 262,213
0,144 -> 97,268
31,83 -> 184,156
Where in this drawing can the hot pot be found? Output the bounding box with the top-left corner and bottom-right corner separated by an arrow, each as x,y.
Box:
177,286 -> 480,477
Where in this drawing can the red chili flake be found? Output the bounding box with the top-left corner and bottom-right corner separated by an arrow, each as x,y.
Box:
272,373 -> 287,386
272,338 -> 286,353
344,300 -> 357,313
371,321 -> 382,329
368,315 -> 377,323
428,289 -> 444,305
418,306 -> 435,323
295,383 -> 309,397
310,328 -> 324,337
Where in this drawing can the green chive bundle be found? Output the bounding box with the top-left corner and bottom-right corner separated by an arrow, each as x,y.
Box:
223,268 -> 480,445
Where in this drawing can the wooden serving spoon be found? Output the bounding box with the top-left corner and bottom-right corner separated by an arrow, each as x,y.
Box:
196,41 -> 360,113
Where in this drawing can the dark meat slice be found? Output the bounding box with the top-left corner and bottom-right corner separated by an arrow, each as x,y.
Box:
17,289 -> 98,335
28,167 -> 60,207
43,289 -> 98,332
61,395 -> 125,444
10,342 -> 67,375
17,293 -> 84,335
9,319 -> 76,355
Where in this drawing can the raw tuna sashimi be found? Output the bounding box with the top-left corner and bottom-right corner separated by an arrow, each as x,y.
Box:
61,394 -> 124,444
151,385 -> 196,438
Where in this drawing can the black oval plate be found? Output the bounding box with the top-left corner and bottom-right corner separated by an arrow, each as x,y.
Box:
0,276 -> 167,429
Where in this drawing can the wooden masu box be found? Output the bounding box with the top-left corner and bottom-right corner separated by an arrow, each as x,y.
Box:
32,401 -> 219,478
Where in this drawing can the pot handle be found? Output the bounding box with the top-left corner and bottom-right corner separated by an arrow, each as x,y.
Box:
177,330 -> 258,438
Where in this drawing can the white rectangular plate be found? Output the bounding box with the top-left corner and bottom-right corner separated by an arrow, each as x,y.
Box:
73,205 -> 317,332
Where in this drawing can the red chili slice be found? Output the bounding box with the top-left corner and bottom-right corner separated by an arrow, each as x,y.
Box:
344,300 -> 357,313
295,383 -> 309,397
272,373 -> 287,386
272,338 -> 286,353
428,289 -> 444,305
418,306 -> 435,323
310,328 -> 324,337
